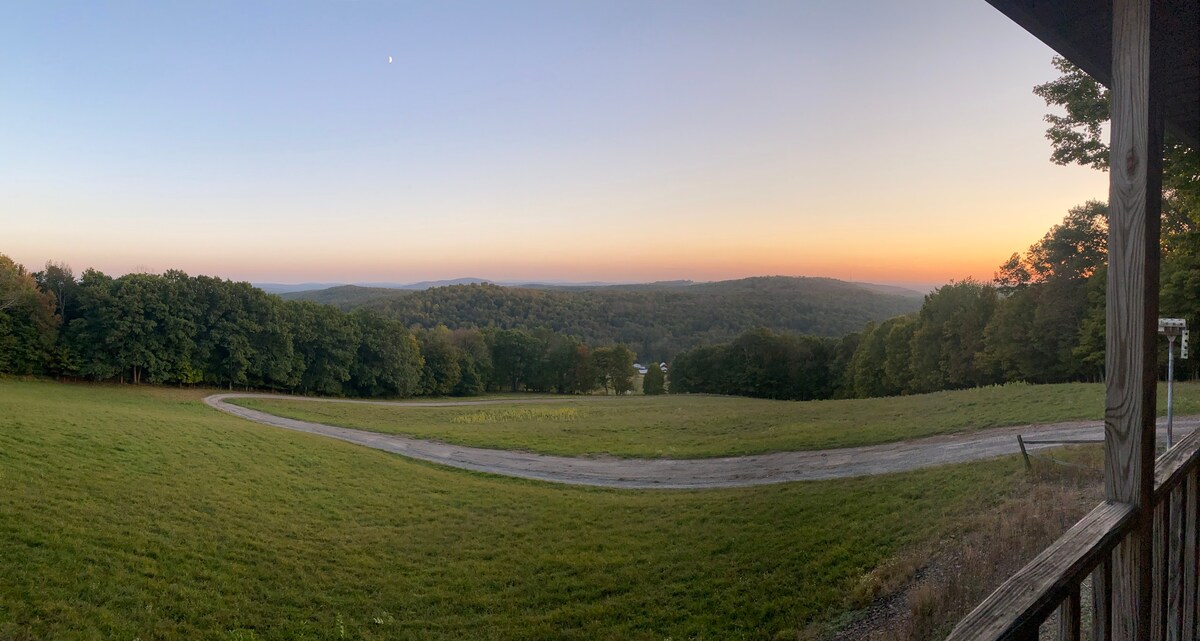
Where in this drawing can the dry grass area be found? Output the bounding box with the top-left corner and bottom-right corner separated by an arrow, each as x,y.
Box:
449,407 -> 580,424
817,446 -> 1106,641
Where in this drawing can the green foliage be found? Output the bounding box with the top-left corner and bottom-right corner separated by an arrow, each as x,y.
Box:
1023,56 -> 1199,384
285,276 -> 922,360
0,254 -> 57,374
592,344 -> 636,395
1033,56 -> 1111,170
289,301 -> 360,395
3,257 -> 638,399
671,328 -> 839,401
995,201 -> 1107,290
1033,56 -> 1196,202
881,316 -> 916,394
908,280 -> 999,393
850,322 -> 887,398
348,309 -> 422,397
414,325 -> 463,396
642,362 -> 665,395
488,328 -> 541,393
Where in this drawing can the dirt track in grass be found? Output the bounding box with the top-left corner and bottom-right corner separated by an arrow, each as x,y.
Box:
205,393 -> 1200,489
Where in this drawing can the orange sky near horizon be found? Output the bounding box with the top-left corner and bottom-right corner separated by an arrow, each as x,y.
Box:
3,154 -> 1108,290
1,1 -> 1113,292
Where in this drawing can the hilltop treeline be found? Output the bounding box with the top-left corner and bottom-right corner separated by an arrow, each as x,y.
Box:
0,259 -> 640,397
284,276 -> 922,360
671,197 -> 1200,400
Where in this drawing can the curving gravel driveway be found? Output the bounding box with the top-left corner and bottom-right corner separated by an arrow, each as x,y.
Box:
204,393 -> 1200,490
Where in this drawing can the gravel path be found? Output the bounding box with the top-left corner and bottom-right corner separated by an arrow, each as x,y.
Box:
204,393 -> 1200,490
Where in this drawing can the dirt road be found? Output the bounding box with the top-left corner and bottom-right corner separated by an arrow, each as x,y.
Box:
204,393 -> 1200,489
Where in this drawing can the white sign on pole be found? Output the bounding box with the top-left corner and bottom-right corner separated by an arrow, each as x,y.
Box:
1160,318 -> 1187,336
1183,329 -> 1190,360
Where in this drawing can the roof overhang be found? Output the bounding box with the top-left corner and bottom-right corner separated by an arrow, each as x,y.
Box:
986,0 -> 1199,148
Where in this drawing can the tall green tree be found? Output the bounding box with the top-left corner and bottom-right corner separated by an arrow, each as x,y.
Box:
33,261 -> 79,322
0,254 -> 58,374
449,328 -> 490,396
1034,55 -> 1197,203
592,345 -> 636,395
289,301 -> 360,395
909,281 -> 999,393
414,325 -> 463,396
350,309 -> 423,397
849,322 -> 887,398
880,316 -> 916,395
488,329 -> 542,392
642,361 -> 665,395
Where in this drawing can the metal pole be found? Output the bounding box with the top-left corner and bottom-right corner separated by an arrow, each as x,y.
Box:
1167,335 -> 1176,448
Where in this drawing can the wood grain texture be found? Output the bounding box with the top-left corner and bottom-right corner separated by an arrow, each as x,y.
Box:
1106,0 -> 1166,639
1155,429 -> 1200,503
1096,555 -> 1114,641
1186,471 -> 1198,640
1104,0 -> 1161,508
1169,485 -> 1186,641
1061,586 -> 1082,641
1157,502 -> 1169,641
945,502 -> 1136,641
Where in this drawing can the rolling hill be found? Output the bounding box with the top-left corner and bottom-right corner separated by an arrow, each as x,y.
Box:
281,276 -> 924,359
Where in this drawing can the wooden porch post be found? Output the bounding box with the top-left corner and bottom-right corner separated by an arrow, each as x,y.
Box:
1106,0 -> 1166,639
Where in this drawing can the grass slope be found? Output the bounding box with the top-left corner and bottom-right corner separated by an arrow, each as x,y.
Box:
1,379 -> 1020,640
232,382 -> 1200,459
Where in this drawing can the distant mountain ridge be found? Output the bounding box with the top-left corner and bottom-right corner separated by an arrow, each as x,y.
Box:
262,277 -> 924,297
256,278 -> 494,294
277,276 -> 922,359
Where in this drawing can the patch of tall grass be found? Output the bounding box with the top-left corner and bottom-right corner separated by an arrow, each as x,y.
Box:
450,407 -> 579,424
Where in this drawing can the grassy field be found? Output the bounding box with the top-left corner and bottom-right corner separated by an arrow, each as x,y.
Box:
0,378 -> 1032,640
231,382 -> 1200,458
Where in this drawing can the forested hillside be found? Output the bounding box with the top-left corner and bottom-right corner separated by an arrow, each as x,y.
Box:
284,277 -> 923,360
0,258 -> 649,398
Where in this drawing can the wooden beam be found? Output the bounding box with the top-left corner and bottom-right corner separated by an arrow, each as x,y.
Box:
1106,0 -> 1167,639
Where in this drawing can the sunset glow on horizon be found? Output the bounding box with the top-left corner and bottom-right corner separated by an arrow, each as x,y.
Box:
1,1 -> 1109,290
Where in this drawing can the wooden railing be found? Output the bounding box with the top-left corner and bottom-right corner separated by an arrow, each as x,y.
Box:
948,427 -> 1200,641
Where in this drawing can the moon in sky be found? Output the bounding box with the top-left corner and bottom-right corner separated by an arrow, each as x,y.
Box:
388,56 -> 393,63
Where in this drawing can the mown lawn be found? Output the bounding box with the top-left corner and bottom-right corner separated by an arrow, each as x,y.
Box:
232,381 -> 1200,458
0,379 -> 1023,640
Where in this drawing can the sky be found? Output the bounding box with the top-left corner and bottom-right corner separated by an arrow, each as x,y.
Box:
0,0 -> 1109,290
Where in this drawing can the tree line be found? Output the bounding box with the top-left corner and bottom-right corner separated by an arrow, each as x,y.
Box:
670,195 -> 1198,401
0,261 -> 642,397
285,275 -> 922,361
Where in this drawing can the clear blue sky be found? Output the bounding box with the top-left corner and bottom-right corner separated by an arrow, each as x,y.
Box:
0,1 -> 1107,288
